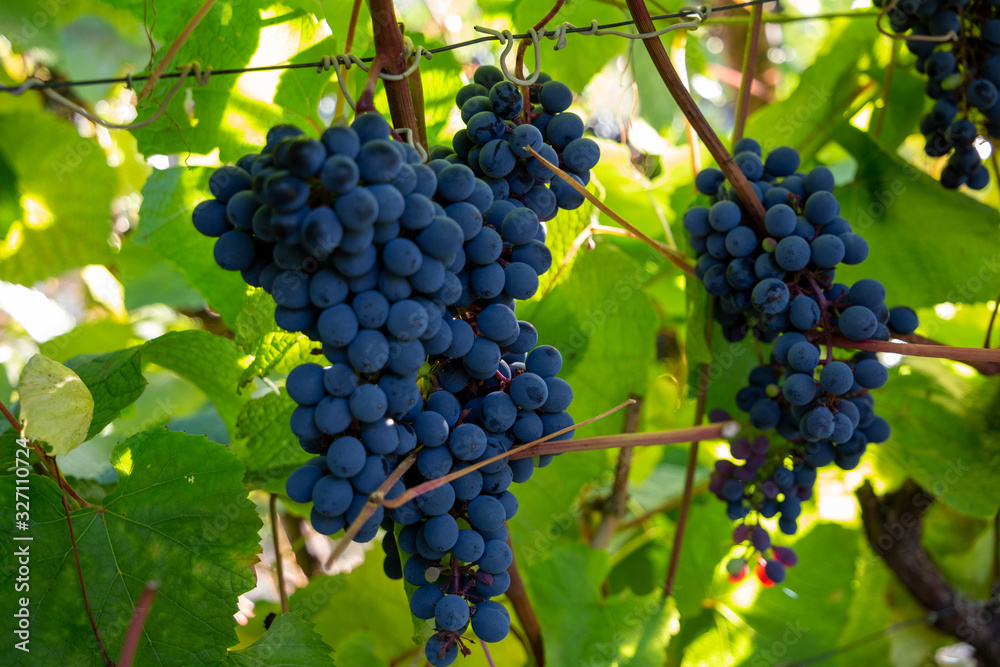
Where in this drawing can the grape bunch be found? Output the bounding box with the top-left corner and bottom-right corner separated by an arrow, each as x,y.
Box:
686,138 -> 904,346
683,140 -> 920,585
878,0 -> 998,189
427,65 -> 599,218
192,102 -> 582,664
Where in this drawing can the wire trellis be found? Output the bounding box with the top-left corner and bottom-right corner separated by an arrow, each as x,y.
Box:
0,0 -> 775,102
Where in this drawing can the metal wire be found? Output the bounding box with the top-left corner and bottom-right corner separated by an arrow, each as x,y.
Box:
0,0 -> 776,94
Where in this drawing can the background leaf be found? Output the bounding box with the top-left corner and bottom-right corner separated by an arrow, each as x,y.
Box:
135,167 -> 250,326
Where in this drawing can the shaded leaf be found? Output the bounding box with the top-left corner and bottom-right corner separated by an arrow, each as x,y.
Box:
525,544 -> 675,666
874,366 -> 1000,518
0,111 -> 115,284
65,346 -> 148,440
135,167 -> 249,327
143,330 -> 251,439
0,428 -> 261,666
234,392 -> 312,493
833,124 -> 1000,307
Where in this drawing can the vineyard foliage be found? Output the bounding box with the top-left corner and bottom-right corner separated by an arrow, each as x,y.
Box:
0,0 -> 999,666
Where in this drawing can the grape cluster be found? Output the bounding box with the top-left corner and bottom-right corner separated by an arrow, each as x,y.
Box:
192,97 -> 585,663
879,0 -> 998,189
428,65 -> 599,218
687,138 -> 898,346
684,140 -> 920,584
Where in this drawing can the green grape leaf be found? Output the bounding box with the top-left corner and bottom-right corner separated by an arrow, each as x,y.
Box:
219,612 -> 335,666
18,354 -> 94,456
0,110 -> 115,285
525,544 -> 676,666
283,555 -> 416,660
671,496 -> 738,620
234,392 -> 312,493
685,278 -> 712,365
143,330 -> 252,440
511,0 -> 626,91
874,366 -> 1000,518
0,428 -> 261,666
39,321 -> 142,364
274,36 -> 339,125
235,289 -> 317,387
135,167 -> 250,327
334,631 -> 381,666
510,242 -> 660,553
833,124 -> 1000,307
116,241 -> 208,312
127,0 -> 271,160
734,523 -> 861,664
744,19 -> 872,159
871,64 -> 926,151
0,146 -> 21,238
64,347 -> 148,440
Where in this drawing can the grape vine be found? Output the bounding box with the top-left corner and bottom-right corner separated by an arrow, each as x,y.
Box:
191,62 -> 597,663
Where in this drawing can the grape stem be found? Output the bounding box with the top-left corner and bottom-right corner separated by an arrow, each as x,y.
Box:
623,0 -> 768,234
137,0 -> 217,102
829,336 -> 1000,366
857,480 -> 1000,664
732,2 -> 763,149
322,452 -> 417,570
117,582 -> 160,667
269,494 -> 289,614
381,399 -> 638,509
508,421 -> 740,458
0,399 -> 90,507
663,353 -> 712,597
56,460 -> 114,666
332,0 -> 365,121
482,642 -> 498,667
505,533 -> 545,666
522,146 -> 697,276
361,0 -> 422,143
514,0 -> 568,120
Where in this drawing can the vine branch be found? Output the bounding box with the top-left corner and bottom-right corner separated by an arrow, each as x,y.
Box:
590,397 -> 643,549
857,480 -> 1000,664
507,421 -> 737,459
624,0 -> 767,233
732,2 -> 763,148
118,582 -> 159,667
332,0 -> 365,121
830,336 -> 1000,366
59,469 -> 113,666
505,532 -> 545,666
1,399 -> 89,506
138,0 -> 217,101
323,453 -> 417,569
365,0 -> 421,140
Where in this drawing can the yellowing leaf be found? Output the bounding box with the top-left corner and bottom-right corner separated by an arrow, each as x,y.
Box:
18,354 -> 94,456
